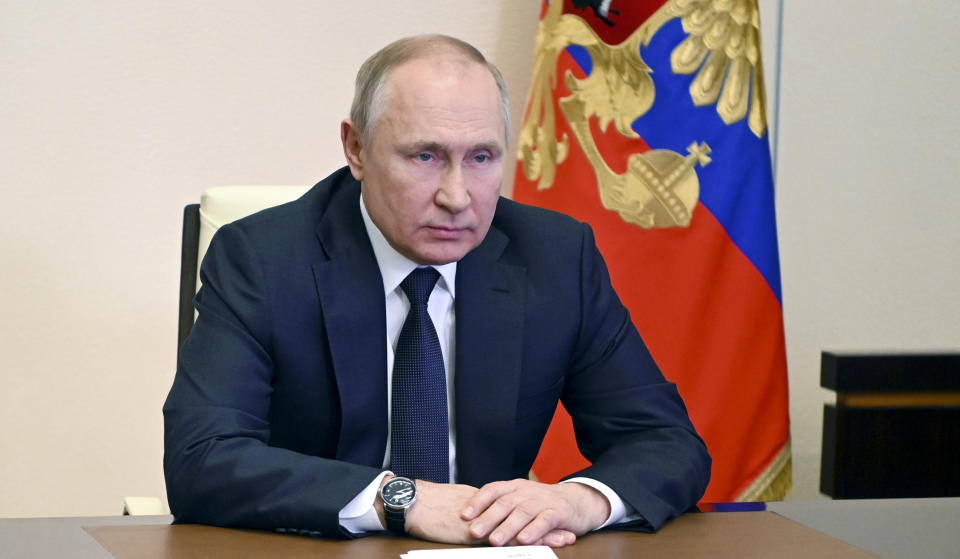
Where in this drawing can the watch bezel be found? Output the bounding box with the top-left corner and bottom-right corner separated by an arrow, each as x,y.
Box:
380,476 -> 418,509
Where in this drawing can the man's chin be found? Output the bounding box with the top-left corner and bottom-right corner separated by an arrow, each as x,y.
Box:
407,240 -> 478,266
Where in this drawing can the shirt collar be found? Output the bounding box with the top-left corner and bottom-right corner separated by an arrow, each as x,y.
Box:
359,192 -> 457,298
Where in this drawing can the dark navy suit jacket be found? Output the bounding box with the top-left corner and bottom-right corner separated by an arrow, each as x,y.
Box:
163,167 -> 710,537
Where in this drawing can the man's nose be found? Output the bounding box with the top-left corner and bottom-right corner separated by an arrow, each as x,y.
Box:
435,166 -> 471,213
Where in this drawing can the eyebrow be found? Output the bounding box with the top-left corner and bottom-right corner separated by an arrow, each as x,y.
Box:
473,141 -> 504,155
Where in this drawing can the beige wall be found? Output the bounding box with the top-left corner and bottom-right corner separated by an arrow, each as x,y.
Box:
776,1 -> 960,499
0,0 -> 542,518
1,0 -> 957,517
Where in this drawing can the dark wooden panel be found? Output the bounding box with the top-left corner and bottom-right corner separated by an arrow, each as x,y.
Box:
821,352 -> 960,393
821,404 -> 960,498
821,404 -> 839,497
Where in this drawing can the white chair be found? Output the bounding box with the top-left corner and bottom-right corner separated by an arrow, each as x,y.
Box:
140,186 -> 310,514
177,185 -> 310,356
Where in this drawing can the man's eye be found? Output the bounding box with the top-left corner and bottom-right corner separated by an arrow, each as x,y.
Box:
473,154 -> 489,163
416,153 -> 433,162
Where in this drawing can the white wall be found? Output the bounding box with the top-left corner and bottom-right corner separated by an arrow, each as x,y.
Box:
776,1 -> 960,499
1,0 -> 956,517
0,0 -> 540,518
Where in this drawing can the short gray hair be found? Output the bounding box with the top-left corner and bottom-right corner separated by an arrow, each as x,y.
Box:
349,34 -> 511,147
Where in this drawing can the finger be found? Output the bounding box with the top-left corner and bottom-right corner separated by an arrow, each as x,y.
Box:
461,481 -> 514,520
539,529 -> 577,548
468,488 -> 529,539
486,506 -> 540,547
510,507 -> 567,546
468,497 -> 524,541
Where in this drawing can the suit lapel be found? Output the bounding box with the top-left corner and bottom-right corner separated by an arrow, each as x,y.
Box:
312,180 -> 388,467
454,225 -> 526,485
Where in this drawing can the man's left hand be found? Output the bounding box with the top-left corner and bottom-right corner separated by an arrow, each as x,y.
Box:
460,479 -> 611,547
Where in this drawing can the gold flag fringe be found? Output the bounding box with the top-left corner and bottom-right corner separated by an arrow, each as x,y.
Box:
737,440 -> 792,502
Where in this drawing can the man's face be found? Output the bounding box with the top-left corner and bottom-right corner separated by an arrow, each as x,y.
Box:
343,56 -> 505,265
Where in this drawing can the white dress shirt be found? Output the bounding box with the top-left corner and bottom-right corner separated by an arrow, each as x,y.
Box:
338,195 -> 629,533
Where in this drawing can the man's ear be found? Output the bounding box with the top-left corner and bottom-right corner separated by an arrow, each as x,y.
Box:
341,119 -> 364,181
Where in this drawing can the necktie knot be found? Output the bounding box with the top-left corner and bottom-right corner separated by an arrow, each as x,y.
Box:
400,267 -> 440,307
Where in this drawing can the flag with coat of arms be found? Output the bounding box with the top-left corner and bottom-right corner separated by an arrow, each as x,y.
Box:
515,0 -> 791,502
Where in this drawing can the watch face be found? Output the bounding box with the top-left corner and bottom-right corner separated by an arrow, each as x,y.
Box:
382,478 -> 416,507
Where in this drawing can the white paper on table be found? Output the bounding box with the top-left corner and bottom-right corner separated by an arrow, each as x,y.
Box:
400,545 -> 559,559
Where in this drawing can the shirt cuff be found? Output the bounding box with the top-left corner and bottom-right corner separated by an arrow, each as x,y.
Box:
338,471 -> 392,534
561,477 -> 632,529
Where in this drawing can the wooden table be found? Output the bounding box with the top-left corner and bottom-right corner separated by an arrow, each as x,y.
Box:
6,499 -> 959,559
58,511 -> 879,558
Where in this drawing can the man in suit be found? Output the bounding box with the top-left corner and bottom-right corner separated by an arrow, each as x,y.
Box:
164,34 -> 710,548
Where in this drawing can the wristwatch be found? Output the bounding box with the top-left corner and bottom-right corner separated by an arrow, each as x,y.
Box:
379,476 -> 417,534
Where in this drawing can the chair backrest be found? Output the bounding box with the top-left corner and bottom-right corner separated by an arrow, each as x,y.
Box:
177,186 -> 311,357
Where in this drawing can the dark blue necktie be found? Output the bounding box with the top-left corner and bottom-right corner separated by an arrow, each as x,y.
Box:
391,267 -> 449,483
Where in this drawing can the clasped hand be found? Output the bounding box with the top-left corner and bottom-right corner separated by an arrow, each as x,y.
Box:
404,478 -> 610,548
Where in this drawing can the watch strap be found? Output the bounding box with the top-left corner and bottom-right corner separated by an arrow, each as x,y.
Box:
384,506 -> 406,534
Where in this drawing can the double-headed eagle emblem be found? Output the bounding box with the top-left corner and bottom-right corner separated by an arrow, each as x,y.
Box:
518,0 -> 768,229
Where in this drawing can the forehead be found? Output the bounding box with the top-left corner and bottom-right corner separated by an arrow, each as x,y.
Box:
377,56 -> 504,145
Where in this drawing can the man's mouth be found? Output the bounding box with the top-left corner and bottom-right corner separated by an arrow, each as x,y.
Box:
425,225 -> 469,239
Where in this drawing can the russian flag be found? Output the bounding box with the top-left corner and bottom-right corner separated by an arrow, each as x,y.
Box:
515,0 -> 791,502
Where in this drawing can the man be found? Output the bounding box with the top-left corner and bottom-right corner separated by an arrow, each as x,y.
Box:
164,34 -> 710,548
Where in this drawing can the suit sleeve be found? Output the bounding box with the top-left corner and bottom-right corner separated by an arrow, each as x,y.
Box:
163,223 -> 381,537
561,223 -> 711,531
